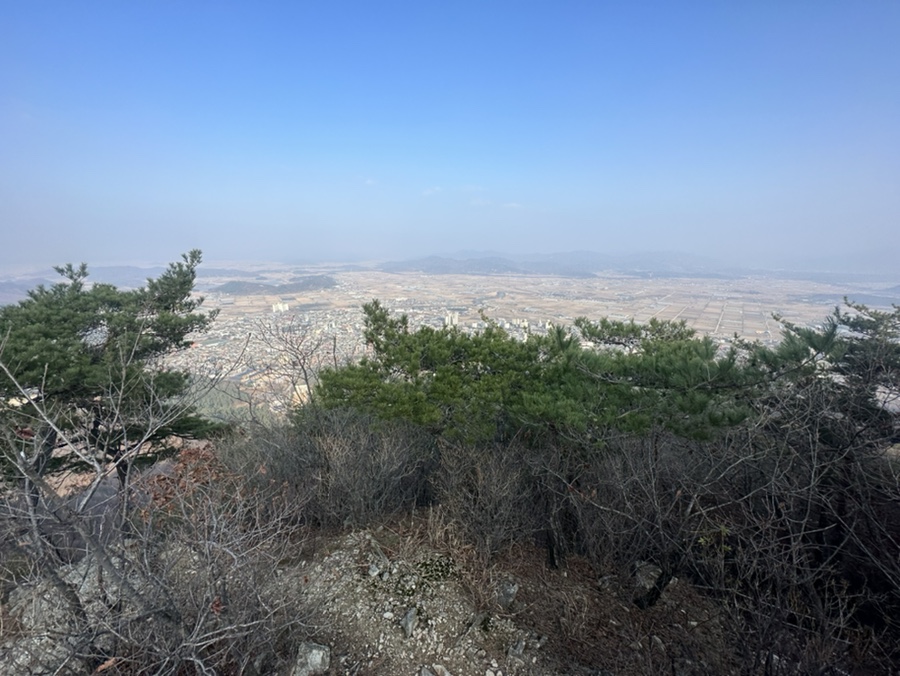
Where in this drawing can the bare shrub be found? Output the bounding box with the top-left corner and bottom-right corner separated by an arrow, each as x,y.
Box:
434,439 -> 540,561
220,408 -> 435,529
119,446 -> 308,673
211,422 -> 318,527
1,444 -> 312,675
307,410 -> 434,527
541,432 -> 708,590
542,412 -> 900,674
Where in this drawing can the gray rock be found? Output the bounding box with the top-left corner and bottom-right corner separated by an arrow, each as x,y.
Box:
7,578 -> 71,632
0,634 -> 88,676
1,580 -> 88,675
496,579 -> 519,610
59,552 -> 149,628
291,641 -> 331,676
634,561 -> 662,591
431,665 -> 452,676
401,607 -> 418,638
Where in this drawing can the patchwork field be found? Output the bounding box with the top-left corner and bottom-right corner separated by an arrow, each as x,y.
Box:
206,268 -> 870,344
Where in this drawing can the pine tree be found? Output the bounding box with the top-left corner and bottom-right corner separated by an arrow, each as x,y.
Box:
0,250 -> 217,484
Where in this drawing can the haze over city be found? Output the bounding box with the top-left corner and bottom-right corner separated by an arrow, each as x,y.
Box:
1,2 -> 898,272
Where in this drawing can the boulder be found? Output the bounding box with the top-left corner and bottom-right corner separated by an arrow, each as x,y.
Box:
291,641 -> 331,676
1,579 -> 89,675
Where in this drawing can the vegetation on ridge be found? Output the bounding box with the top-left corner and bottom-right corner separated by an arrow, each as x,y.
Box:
314,298 -> 900,671
1,256 -> 899,674
0,250 -> 219,482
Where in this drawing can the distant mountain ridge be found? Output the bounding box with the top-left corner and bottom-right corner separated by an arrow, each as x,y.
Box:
380,251 -> 731,278
211,275 -> 337,295
0,281 -> 38,306
381,256 -> 526,276
802,285 -> 900,308
87,266 -> 168,287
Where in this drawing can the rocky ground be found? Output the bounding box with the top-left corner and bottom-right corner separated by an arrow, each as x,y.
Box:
2,505 -> 739,676
277,512 -> 737,676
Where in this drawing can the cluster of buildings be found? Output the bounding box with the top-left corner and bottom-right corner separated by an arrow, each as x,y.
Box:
166,296 -> 555,418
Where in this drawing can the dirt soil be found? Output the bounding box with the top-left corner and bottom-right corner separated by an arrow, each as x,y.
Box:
283,512 -> 738,676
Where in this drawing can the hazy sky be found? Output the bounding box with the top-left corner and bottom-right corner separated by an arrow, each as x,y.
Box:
1,2 -> 898,270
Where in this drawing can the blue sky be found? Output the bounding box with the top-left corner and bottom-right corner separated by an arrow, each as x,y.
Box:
1,2 -> 898,270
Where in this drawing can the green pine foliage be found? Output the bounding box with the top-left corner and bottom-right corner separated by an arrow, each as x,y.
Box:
316,301 -> 755,445
317,301 -> 538,442
317,300 -> 899,451
0,250 -> 218,476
